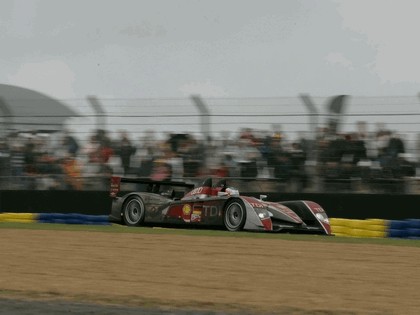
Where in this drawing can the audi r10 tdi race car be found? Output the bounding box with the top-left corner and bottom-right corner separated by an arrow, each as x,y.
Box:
109,176 -> 332,235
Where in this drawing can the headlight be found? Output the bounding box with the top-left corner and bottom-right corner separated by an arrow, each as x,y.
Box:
257,210 -> 272,219
315,212 -> 329,224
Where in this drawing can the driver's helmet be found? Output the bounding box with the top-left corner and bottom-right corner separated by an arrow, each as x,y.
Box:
225,187 -> 239,196
215,179 -> 227,190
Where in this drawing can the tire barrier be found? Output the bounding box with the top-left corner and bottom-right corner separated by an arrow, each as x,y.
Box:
0,212 -> 110,225
0,212 -> 37,223
330,218 -> 420,239
388,219 -> 420,239
330,218 -> 388,238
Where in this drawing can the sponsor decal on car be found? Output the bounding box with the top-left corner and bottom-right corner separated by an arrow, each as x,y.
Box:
183,204 -> 192,215
249,202 -> 265,209
191,210 -> 202,223
189,187 -> 203,195
182,204 -> 192,222
183,186 -> 213,199
242,197 -> 265,209
203,205 -> 222,217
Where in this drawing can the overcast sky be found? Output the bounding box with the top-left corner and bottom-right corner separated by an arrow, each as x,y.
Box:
1,0 -> 420,100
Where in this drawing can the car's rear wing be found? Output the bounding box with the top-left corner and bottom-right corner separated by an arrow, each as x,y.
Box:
110,176 -> 195,198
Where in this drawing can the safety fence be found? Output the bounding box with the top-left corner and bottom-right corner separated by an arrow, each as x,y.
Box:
2,95 -> 420,195
2,212 -> 420,239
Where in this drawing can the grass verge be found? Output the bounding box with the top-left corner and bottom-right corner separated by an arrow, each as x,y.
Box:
1,221 -> 420,247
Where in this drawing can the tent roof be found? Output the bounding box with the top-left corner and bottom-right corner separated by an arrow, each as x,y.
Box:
0,84 -> 80,132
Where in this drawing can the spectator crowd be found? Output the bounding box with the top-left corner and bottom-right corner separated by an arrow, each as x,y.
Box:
0,123 -> 417,193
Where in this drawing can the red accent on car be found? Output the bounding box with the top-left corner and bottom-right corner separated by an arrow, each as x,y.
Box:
261,217 -> 273,231
110,176 -> 121,198
166,204 -> 184,218
182,186 -> 213,199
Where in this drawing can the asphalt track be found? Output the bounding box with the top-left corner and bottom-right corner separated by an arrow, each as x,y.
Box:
2,227 -> 420,314
0,298 -> 260,315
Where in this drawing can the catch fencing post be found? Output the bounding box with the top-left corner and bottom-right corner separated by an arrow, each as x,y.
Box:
191,95 -> 211,144
87,96 -> 107,131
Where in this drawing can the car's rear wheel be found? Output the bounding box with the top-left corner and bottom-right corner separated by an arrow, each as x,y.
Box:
224,199 -> 246,231
123,196 -> 145,226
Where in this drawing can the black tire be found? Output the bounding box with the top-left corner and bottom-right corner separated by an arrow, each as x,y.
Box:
223,199 -> 246,231
122,196 -> 145,226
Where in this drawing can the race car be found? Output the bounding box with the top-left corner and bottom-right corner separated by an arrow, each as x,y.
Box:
109,176 -> 332,235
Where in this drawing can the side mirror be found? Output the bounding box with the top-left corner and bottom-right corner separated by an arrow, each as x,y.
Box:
259,194 -> 267,201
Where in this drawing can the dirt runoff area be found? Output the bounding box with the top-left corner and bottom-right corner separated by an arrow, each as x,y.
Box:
1,228 -> 420,315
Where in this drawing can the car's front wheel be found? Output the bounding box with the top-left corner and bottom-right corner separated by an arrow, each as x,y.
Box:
223,199 -> 246,231
123,196 -> 145,226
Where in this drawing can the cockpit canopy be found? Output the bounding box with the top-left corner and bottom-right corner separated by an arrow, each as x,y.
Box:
182,178 -> 240,200
207,178 -> 240,196
218,187 -> 240,197
213,179 -> 239,196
